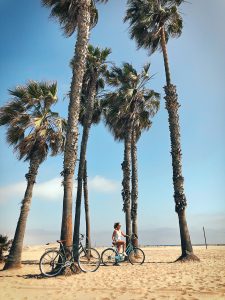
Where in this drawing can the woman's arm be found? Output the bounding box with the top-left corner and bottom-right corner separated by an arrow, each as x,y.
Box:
112,230 -> 116,241
121,231 -> 127,237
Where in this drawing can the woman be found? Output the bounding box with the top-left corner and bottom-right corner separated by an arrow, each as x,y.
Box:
112,222 -> 127,254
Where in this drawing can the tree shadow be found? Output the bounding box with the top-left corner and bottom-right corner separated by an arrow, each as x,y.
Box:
21,260 -> 39,265
0,260 -> 43,279
0,273 -> 44,279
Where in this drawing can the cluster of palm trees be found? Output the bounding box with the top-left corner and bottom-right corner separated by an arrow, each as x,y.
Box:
1,0 -> 200,270
103,62 -> 160,247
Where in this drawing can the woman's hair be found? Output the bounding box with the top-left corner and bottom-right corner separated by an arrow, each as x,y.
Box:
114,222 -> 120,229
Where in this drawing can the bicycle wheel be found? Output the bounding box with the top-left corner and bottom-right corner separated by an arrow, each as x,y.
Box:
39,250 -> 64,277
78,248 -> 101,272
128,247 -> 145,265
101,248 -> 117,266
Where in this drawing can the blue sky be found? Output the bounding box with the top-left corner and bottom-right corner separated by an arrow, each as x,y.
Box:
0,0 -> 224,246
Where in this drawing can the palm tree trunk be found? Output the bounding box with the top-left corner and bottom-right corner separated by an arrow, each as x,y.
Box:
73,73 -> 97,257
122,128 -> 132,245
83,160 -> 91,249
160,27 -> 171,86
4,156 -> 40,270
131,130 -> 138,247
61,1 -> 91,247
160,27 -> 199,261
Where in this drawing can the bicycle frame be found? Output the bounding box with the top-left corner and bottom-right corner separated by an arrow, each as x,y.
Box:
113,239 -> 134,262
125,241 -> 134,255
57,237 -> 89,262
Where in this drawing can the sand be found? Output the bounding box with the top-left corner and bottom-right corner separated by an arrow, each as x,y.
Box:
0,245 -> 225,300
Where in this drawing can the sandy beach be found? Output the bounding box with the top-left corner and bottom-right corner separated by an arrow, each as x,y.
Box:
0,245 -> 225,300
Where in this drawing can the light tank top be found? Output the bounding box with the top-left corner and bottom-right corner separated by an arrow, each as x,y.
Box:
114,229 -> 122,241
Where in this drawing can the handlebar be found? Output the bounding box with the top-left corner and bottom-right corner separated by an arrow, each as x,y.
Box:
127,233 -> 138,240
79,233 -> 84,239
54,234 -> 84,245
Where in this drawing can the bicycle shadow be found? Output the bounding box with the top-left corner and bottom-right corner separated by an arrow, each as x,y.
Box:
145,261 -> 174,264
20,273 -> 45,279
100,261 -> 174,267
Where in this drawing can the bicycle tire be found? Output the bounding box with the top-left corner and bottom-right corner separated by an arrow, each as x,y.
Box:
39,250 -> 64,277
78,247 -> 101,272
128,247 -> 145,265
101,248 -> 117,266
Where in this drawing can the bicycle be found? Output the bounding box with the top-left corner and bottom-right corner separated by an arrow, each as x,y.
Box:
39,234 -> 101,277
101,234 -> 145,266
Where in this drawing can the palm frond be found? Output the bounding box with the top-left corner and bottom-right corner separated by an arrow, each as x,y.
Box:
8,86 -> 28,100
6,126 -> 25,146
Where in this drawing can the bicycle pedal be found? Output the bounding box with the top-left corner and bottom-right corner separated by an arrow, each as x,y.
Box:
64,261 -> 72,267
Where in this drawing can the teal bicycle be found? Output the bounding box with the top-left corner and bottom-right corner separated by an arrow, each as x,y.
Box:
101,234 -> 145,266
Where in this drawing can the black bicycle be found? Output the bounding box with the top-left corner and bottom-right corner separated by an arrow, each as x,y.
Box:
39,234 -> 101,277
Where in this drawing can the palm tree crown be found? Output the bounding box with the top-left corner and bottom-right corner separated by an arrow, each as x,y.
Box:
70,44 -> 111,126
124,0 -> 184,54
0,81 -> 66,162
104,62 -> 160,139
42,0 -> 109,37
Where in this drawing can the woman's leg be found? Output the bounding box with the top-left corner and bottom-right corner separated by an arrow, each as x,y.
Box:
116,241 -> 126,253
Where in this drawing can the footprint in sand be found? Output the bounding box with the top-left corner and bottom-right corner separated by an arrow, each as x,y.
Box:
109,293 -> 116,300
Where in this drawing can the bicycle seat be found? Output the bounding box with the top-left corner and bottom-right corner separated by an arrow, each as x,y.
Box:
56,240 -> 66,243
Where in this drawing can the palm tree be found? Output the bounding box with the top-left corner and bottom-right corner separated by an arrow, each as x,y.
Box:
79,81 -> 103,251
73,45 -> 111,256
130,87 -> 160,246
125,0 -> 199,261
0,81 -> 66,269
42,0 -> 109,247
83,160 -> 90,249
104,63 -> 160,245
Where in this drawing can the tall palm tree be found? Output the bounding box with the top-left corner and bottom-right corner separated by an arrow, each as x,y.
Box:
0,81 -> 66,269
42,0 -> 109,247
125,0 -> 199,260
104,63 -> 159,245
73,45 -> 111,256
79,77 -> 103,250
83,160 -> 90,249
130,88 -> 160,246
79,97 -> 102,251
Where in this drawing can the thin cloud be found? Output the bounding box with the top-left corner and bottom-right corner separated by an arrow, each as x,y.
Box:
0,181 -> 26,203
89,175 -> 120,193
34,177 -> 63,201
0,175 -> 120,203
